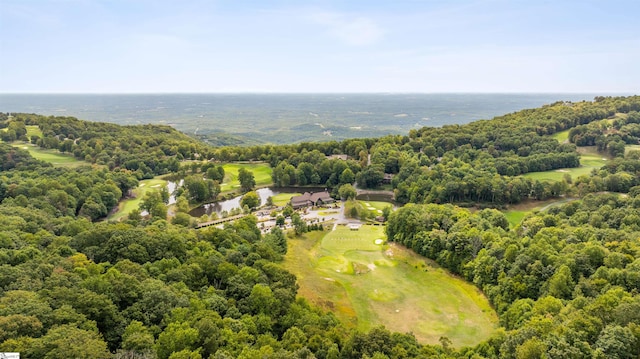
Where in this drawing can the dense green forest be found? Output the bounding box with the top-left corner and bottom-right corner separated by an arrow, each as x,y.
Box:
1,95 -> 639,358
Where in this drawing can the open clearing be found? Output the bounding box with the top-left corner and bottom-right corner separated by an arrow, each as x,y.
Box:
626,144 -> 640,154
503,198 -> 575,227
4,125 -> 83,168
108,177 -> 167,221
25,125 -> 44,140
283,226 -> 498,347
503,210 -> 527,228
11,143 -> 88,168
345,200 -> 392,220
523,146 -> 608,182
551,129 -> 570,143
271,192 -> 301,207
359,200 -> 392,213
220,163 -> 273,192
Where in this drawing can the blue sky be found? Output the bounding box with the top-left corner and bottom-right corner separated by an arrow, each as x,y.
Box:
1,0 -> 638,93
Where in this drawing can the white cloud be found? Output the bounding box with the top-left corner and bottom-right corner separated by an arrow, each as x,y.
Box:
309,11 -> 384,46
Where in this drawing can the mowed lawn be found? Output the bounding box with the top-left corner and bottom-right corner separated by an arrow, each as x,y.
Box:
504,210 -> 528,228
11,143 -> 88,168
1,125 -> 43,141
503,198 -> 575,227
220,163 -> 273,192
551,129 -> 570,143
26,125 -> 44,139
108,178 -> 167,221
4,126 -> 86,168
271,192 -> 301,207
626,144 -> 640,154
284,226 -> 498,347
523,147 -> 608,182
359,200 -> 392,214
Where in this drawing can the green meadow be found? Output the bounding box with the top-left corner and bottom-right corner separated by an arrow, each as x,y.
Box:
2,126 -> 44,141
220,162 -> 273,192
271,192 -> 301,207
359,200 -> 392,212
551,129 -> 570,143
3,126 -> 85,168
108,177 -> 167,221
11,143 -> 88,168
284,226 -> 498,347
523,147 -> 608,182
503,210 -> 528,228
344,200 -> 392,220
25,125 -> 44,139
626,144 -> 640,154
503,198 -> 574,227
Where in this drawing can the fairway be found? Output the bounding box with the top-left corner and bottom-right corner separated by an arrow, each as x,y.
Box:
359,200 -> 392,213
271,192 -> 301,207
109,178 -> 167,221
503,198 -> 576,227
551,129 -> 569,143
626,144 -> 640,154
284,225 -> 498,347
220,163 -> 273,192
345,200 -> 393,220
11,143 -> 88,168
523,147 -> 607,182
25,125 -> 44,140
504,210 -> 528,228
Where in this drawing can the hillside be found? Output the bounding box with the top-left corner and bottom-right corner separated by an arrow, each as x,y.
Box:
0,95 -> 639,358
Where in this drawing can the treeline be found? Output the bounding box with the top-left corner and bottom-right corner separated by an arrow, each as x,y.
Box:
271,150 -> 361,189
569,111 -> 640,157
1,96 -> 640,358
221,95 -> 640,206
374,96 -> 639,205
0,149 -> 442,358
387,193 -> 640,358
3,113 -> 213,178
0,143 -> 43,170
0,143 -> 138,220
392,156 -> 571,205
4,95 -> 640,204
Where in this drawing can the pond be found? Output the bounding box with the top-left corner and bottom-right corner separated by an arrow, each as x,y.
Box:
166,179 -> 183,205
189,186 -> 327,217
355,191 -> 395,203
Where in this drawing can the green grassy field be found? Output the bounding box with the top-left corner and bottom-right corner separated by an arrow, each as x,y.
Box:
504,210 -> 528,228
503,198 -> 575,227
626,144 -> 640,154
271,192 -> 301,207
11,143 -> 88,168
523,148 -> 608,182
220,163 -> 273,192
344,200 -> 393,220
284,226 -> 498,347
108,178 -> 167,221
25,125 -> 43,140
360,200 -> 392,212
1,126 -> 43,142
551,129 -> 570,143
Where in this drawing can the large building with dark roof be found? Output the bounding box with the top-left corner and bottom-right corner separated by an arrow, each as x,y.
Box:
290,191 -> 334,209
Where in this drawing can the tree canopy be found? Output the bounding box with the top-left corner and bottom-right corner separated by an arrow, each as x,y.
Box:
1,96 -> 639,358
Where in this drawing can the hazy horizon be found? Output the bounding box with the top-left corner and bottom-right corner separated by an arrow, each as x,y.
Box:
0,93 -> 611,144
1,0 -> 638,93
0,91 -> 635,95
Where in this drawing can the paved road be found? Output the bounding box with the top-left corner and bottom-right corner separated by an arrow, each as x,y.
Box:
256,202 -> 346,233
